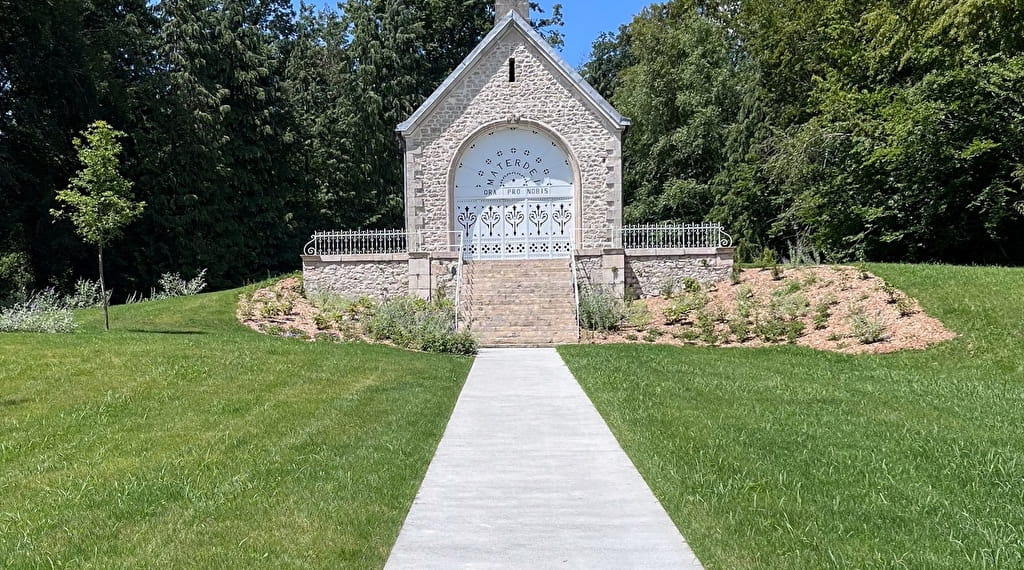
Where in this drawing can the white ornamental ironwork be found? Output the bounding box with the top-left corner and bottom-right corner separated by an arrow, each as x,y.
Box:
453,126 -> 576,260
456,198 -> 573,260
303,229 -> 408,256
621,223 -> 733,249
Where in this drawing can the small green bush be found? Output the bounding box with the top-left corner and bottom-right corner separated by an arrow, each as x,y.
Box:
896,295 -> 917,317
784,320 -> 806,343
664,291 -> 708,325
881,281 -> 901,304
151,269 -> 207,300
695,310 -> 718,344
578,285 -> 624,332
727,317 -> 750,342
680,277 -> 702,294
0,289 -> 77,333
850,313 -> 886,344
773,293 -> 810,320
812,302 -> 831,329
364,296 -> 477,355
66,278 -> 107,309
658,279 -> 676,298
730,264 -> 742,285
774,279 -> 803,297
753,311 -> 787,342
625,302 -> 653,329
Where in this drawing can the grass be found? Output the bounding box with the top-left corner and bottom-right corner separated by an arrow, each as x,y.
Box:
0,285 -> 472,568
560,264 -> 1024,569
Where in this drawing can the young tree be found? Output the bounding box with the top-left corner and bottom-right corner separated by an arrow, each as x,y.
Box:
52,121 -> 145,331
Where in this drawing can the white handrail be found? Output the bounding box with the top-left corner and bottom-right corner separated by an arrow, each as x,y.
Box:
453,232 -> 465,331
570,235 -> 580,342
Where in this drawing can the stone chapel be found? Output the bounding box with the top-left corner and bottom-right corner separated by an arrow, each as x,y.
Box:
303,0 -> 735,345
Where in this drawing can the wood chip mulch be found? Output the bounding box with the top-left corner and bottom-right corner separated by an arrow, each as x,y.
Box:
586,266 -> 956,355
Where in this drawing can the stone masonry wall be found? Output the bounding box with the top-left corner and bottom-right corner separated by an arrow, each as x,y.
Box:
404,25 -> 623,251
625,250 -> 733,298
302,256 -> 409,300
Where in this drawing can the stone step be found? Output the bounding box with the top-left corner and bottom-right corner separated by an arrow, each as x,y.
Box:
458,259 -> 578,346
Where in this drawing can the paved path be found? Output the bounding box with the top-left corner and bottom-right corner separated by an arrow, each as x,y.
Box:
385,348 -> 704,569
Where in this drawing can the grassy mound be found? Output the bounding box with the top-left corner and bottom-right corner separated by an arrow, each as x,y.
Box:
0,286 -> 472,568
560,264 -> 1024,569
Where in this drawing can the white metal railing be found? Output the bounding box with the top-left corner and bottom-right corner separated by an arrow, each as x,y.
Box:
303,229 -> 408,256
621,223 -> 733,249
570,236 -> 580,342
453,232 -> 465,331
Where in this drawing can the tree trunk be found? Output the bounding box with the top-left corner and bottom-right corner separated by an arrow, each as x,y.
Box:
99,245 -> 109,331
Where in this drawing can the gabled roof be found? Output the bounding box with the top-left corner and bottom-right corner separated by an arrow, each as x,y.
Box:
396,11 -> 631,135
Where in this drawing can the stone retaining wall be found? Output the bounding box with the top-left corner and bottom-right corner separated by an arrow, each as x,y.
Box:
304,248 -> 734,301
302,254 -> 409,300
575,248 -> 734,298
624,249 -> 733,298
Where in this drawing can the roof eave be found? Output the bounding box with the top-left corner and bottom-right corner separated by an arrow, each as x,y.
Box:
397,11 -> 631,135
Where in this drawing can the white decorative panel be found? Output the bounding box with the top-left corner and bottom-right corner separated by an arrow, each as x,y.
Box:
454,127 -> 574,259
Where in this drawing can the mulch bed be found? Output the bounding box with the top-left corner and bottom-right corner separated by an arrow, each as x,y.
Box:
586,266 -> 955,355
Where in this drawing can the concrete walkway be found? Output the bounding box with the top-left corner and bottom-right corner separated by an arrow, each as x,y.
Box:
385,348 -> 704,569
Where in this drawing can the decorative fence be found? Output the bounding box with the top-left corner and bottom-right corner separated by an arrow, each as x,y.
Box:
621,223 -> 733,250
303,223 -> 734,256
303,229 -> 408,256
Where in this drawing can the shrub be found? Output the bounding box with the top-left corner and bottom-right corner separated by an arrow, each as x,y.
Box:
756,246 -> 778,269
784,320 -> 806,343
625,302 -> 653,329
850,313 -> 886,344
856,262 -> 870,280
0,289 -> 78,333
66,278 -> 107,309
896,295 -> 918,317
695,310 -> 718,344
643,328 -> 663,343
680,277 -> 702,293
365,296 -> 477,355
773,293 -> 810,320
727,317 -> 750,342
578,285 -> 624,332
658,279 -> 676,298
881,281 -> 901,304
0,251 -> 33,306
774,279 -> 802,297
152,269 -> 208,300
312,313 -> 336,330
753,310 -> 787,342
812,302 -> 831,329
729,264 -> 742,285
308,290 -> 351,314
736,287 -> 758,320
663,291 -> 708,325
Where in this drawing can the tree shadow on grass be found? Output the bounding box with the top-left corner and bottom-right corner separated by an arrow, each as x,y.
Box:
124,329 -> 208,335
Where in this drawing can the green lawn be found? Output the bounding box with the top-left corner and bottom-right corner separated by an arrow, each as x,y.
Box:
0,287 -> 472,568
560,264 -> 1024,569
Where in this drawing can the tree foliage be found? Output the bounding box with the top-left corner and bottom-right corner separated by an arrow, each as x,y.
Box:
52,120 -> 144,329
0,0 -> 564,294
588,0 -> 1024,264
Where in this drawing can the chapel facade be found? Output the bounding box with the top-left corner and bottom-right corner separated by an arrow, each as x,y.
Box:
302,1 -> 734,345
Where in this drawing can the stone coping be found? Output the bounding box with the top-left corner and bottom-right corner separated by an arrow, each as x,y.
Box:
301,253 -> 409,263
302,247 -> 734,263
576,247 -> 734,257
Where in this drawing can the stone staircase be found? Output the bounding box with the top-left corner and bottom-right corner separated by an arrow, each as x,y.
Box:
458,259 -> 579,347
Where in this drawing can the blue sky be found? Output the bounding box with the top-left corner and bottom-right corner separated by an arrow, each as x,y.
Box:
291,1 -> 651,68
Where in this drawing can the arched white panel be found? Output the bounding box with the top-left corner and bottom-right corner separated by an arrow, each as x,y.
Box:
453,127 -> 574,259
